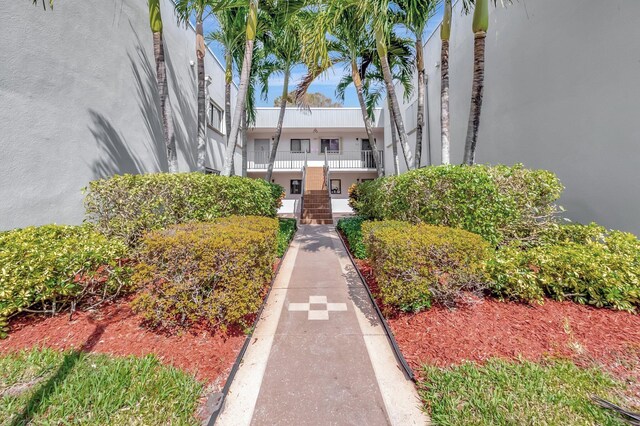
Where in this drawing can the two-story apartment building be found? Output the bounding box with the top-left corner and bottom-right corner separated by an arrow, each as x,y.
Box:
247,108 -> 385,221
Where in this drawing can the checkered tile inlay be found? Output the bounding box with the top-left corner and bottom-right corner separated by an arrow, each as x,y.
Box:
288,295 -> 348,320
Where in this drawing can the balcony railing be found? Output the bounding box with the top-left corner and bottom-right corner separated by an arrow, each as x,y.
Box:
248,150 -> 383,170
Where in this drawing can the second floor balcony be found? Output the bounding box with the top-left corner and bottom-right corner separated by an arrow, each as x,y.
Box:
247,150 -> 383,171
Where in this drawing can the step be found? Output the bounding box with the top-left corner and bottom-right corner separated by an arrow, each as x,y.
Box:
302,209 -> 332,215
300,218 -> 334,225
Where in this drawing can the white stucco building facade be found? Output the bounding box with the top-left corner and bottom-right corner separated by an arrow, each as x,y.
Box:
247,108 -> 384,215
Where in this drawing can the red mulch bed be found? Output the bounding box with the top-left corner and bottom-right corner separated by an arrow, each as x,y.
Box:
0,297 -> 245,387
353,258 -> 640,402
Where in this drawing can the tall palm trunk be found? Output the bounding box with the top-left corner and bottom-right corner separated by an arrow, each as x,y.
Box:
222,0 -> 259,176
440,0 -> 452,165
224,49 -> 232,146
388,96 -> 400,176
352,61 -> 383,177
375,27 -> 413,170
149,0 -> 177,172
241,112 -> 248,177
414,34 -> 425,169
266,66 -> 290,182
195,9 -> 207,171
463,0 -> 488,165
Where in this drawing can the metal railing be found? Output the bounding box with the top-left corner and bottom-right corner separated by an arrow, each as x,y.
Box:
247,150 -> 382,170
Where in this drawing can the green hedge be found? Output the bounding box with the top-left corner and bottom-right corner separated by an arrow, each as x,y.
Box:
487,223 -> 640,311
337,216 -> 367,259
131,216 -> 279,329
363,221 -> 490,311
85,173 -> 284,245
0,225 -> 131,337
349,164 -> 562,246
277,218 -> 297,257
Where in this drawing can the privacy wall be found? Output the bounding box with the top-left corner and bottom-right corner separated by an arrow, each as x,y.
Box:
0,0 -> 237,230
383,0 -> 640,235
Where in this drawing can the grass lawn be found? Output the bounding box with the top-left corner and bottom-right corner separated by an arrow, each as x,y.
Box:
420,359 -> 630,426
1,348 -> 203,425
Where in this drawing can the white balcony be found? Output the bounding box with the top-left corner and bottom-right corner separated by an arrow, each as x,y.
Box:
247,150 -> 383,171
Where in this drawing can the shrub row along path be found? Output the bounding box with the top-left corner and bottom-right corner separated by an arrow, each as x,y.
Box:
216,225 -> 428,425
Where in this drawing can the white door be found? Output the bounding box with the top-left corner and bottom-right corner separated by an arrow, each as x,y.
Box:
254,139 -> 269,167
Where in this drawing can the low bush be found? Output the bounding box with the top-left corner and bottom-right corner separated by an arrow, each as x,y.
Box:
277,218 -> 297,257
337,216 -> 367,259
85,173 -> 284,245
0,225 -> 131,337
362,221 -> 490,311
132,216 -> 279,329
350,164 -> 563,246
487,224 -> 640,311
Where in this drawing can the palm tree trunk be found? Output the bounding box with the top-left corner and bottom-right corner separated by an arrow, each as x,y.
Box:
440,40 -> 451,165
196,10 -> 207,171
222,0 -> 259,176
149,0 -> 177,173
375,27 -> 413,170
440,0 -> 452,165
153,31 -> 178,173
266,66 -> 290,182
414,35 -> 425,169
352,61 -> 383,177
463,32 -> 486,165
388,96 -> 400,176
241,112 -> 248,177
224,49 -> 232,146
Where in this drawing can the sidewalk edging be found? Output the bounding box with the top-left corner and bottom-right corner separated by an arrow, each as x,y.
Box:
335,228 -> 416,381
206,225 -> 299,426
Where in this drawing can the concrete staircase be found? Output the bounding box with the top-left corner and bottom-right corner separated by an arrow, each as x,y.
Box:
300,167 -> 333,225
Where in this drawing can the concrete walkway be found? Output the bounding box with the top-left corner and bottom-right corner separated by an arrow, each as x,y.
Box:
216,225 -> 428,426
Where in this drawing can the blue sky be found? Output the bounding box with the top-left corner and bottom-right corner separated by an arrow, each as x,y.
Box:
201,4 -> 445,107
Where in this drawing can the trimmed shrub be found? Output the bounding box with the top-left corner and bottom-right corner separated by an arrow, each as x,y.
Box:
277,218 -> 297,257
363,221 -> 490,311
350,164 -> 563,246
131,216 -> 279,329
85,173 -> 284,245
487,224 -> 640,311
0,225 -> 131,337
337,216 -> 367,259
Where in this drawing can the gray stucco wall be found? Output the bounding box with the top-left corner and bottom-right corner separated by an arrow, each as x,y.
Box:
0,0 -> 238,230
383,0 -> 640,235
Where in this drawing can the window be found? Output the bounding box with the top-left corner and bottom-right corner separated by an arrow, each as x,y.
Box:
290,179 -> 302,195
290,139 -> 310,153
330,179 -> 341,194
208,101 -> 223,133
321,138 -> 340,153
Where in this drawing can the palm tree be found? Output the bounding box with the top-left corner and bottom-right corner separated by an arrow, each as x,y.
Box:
397,0 -> 437,168
297,3 -> 385,176
175,0 -> 209,172
440,0 -> 452,165
208,7 -> 248,159
334,32 -> 413,176
221,0 -> 260,176
462,0 -> 489,165
360,0 -> 414,170
261,3 -> 305,182
149,0 -> 178,172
